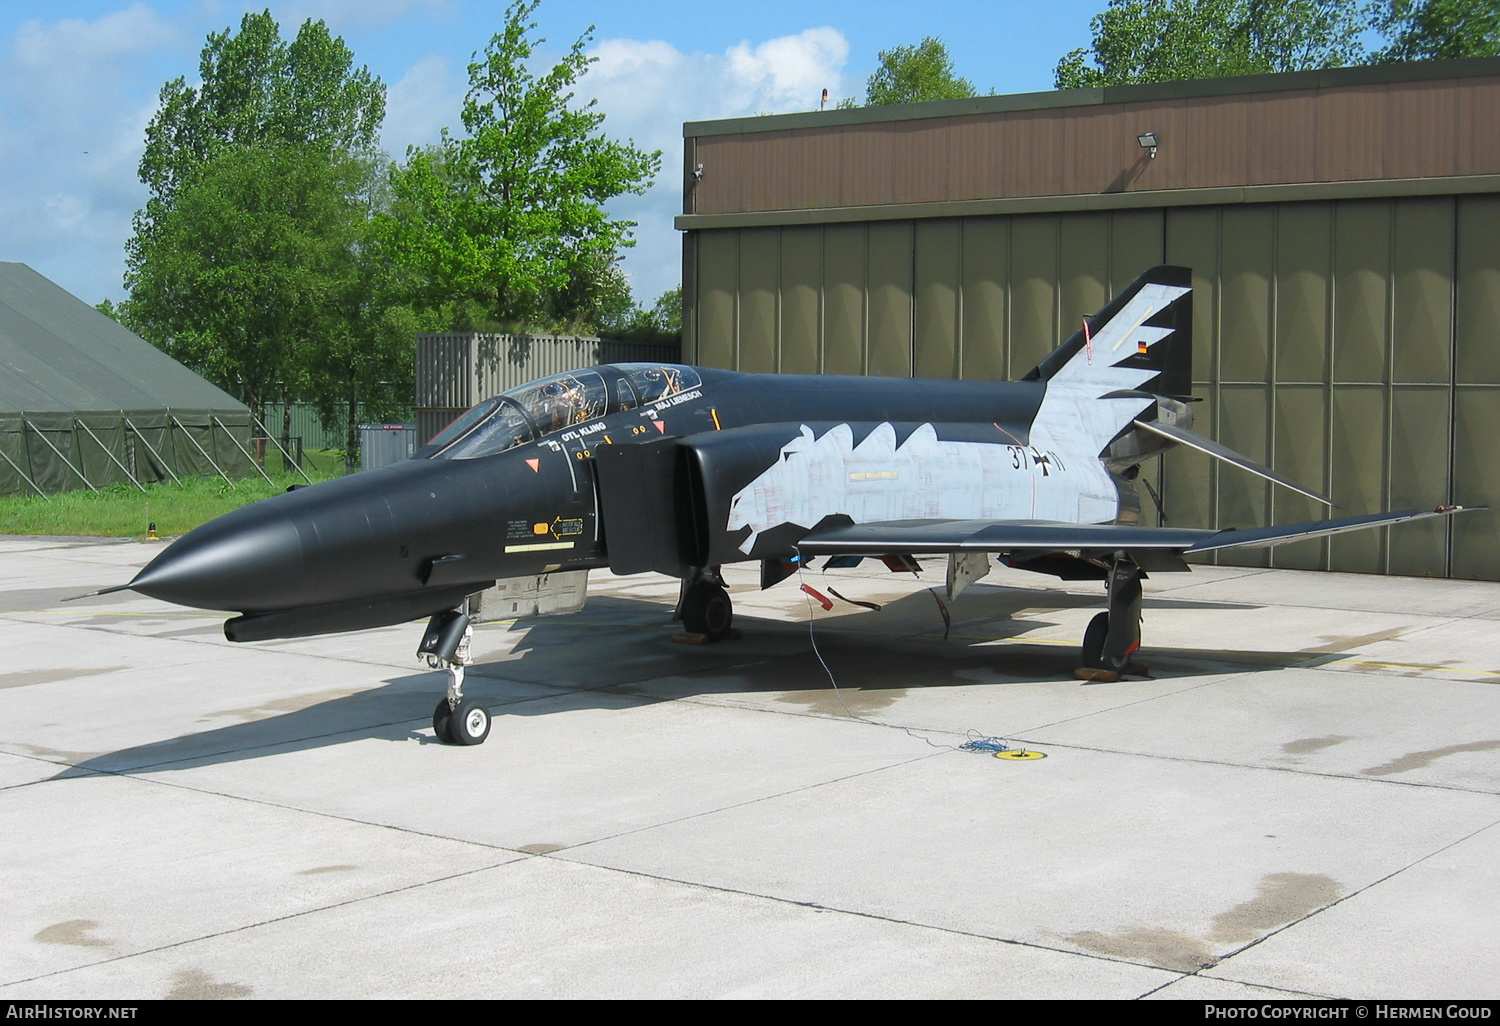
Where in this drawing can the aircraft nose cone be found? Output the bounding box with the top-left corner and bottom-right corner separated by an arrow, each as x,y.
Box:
129,507 -> 305,612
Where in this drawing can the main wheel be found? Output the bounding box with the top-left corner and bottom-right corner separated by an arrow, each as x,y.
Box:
450,697 -> 491,746
681,580 -> 733,641
433,698 -> 455,744
1082,612 -> 1109,668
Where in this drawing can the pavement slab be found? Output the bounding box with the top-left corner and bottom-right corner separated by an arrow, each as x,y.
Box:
559,742 -> 1500,978
1204,820 -> 1500,998
131,690 -> 934,849
0,751 -> 62,789
0,856 -> 1174,1000
1021,667 -> 1500,792
0,771 -> 515,988
1144,975 -> 1325,999
1,537 -> 1497,998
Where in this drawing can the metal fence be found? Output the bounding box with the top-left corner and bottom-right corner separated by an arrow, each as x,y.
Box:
258,403 -> 413,452
415,333 -> 680,444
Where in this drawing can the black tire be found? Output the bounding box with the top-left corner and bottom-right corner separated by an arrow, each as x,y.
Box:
433,698 -> 455,744
682,580 -> 733,641
1082,612 -> 1109,668
450,698 -> 491,746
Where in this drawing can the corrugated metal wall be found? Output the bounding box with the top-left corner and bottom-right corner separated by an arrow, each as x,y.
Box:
687,69 -> 1500,216
257,403 -> 394,453
415,333 -> 681,444
684,194 -> 1500,580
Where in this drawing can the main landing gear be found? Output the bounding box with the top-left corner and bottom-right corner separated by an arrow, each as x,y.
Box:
675,568 -> 734,642
420,608 -> 490,745
1076,559 -> 1145,683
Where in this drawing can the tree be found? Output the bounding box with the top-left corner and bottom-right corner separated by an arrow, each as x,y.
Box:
1055,0 -> 1366,88
1372,0 -> 1500,60
864,37 -> 976,105
125,144 -> 368,426
377,0 -> 660,327
307,243 -> 425,473
133,11 -> 384,251
648,286 -> 682,336
595,285 -> 682,343
126,11 -> 393,462
545,250 -> 635,333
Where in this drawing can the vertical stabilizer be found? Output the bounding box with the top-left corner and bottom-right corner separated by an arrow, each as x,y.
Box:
1024,265 -> 1193,397
1023,266 -> 1192,462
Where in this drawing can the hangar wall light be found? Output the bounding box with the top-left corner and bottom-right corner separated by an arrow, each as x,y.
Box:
1137,131 -> 1159,159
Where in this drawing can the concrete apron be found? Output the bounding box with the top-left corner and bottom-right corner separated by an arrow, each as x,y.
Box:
0,535 -> 1496,998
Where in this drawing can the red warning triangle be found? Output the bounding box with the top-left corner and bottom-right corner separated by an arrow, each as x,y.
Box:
525,458 -> 540,472
653,420 -> 666,433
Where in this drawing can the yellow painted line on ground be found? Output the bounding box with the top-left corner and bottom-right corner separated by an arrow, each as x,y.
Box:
1324,657 -> 1500,677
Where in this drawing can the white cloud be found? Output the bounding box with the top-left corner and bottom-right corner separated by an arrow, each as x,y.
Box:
580,28 -> 850,305
723,27 -> 849,113
380,53 -> 463,157
10,4 -> 176,112
0,5 -> 181,301
0,11 -> 850,312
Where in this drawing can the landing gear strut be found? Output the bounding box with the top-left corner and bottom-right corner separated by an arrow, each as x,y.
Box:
1077,559 -> 1144,682
420,609 -> 490,745
675,568 -> 733,642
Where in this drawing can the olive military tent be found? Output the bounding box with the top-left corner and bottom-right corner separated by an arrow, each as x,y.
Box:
0,262 -> 257,496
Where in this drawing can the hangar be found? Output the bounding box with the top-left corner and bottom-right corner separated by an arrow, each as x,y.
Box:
0,262 -> 255,496
676,56 -> 1500,580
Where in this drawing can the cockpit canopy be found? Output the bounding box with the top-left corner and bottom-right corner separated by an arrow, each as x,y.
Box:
421,364 -> 702,460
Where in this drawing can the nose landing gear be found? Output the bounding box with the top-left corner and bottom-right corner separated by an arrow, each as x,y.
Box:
420,609 -> 489,745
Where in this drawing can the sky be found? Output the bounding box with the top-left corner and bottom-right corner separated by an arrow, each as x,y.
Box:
0,0 -> 1110,311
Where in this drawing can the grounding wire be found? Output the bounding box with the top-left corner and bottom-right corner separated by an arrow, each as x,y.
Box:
791,550 -> 1015,755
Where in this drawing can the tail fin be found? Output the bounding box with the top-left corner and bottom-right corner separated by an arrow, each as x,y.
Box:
1024,265 -> 1193,397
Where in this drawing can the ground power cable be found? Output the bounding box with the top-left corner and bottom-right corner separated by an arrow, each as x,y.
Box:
791,550 -> 1034,758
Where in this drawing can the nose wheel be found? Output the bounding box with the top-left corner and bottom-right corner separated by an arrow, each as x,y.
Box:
443,697 -> 490,745
433,697 -> 454,743
420,610 -> 489,745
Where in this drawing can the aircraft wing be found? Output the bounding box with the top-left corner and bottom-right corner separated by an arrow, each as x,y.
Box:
1182,506 -> 1477,554
794,506 -> 1480,559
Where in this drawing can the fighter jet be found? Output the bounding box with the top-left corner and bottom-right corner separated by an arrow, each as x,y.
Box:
114,266 -> 1477,745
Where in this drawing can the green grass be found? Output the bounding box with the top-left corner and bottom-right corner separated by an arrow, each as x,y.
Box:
0,450 -> 346,538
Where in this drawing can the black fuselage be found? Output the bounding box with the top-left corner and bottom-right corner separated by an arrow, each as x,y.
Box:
128,367 -> 1052,637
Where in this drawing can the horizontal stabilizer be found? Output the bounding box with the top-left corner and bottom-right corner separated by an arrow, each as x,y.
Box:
1134,418 -> 1336,507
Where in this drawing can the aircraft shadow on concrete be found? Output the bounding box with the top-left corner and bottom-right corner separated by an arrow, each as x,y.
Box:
54,583 -> 1333,778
